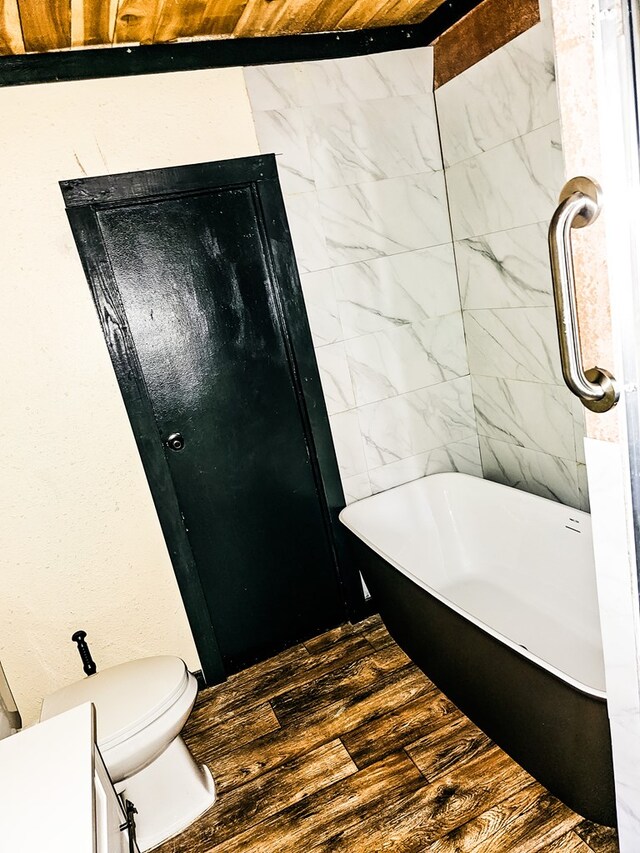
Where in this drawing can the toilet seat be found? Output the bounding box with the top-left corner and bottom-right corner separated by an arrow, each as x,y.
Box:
40,656 -> 191,750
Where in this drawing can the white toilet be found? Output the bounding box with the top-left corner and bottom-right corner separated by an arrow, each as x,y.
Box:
40,656 -> 216,851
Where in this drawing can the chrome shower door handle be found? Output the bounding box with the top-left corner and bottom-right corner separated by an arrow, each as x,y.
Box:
548,176 -> 619,413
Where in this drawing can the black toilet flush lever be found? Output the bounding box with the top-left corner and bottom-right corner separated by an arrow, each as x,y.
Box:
72,629 -> 97,676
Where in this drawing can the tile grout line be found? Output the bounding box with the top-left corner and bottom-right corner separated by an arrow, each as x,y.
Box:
432,80 -> 482,478
437,114 -> 561,172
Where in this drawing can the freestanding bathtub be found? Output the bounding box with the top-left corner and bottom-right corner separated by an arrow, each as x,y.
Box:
339,472 -> 616,826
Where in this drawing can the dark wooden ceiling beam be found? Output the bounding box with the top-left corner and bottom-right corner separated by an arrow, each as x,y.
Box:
433,0 -> 539,87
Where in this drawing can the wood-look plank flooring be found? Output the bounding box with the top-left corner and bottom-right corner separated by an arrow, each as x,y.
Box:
156,616 -> 619,853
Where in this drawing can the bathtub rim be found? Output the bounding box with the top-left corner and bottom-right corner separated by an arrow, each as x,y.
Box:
339,473 -> 607,701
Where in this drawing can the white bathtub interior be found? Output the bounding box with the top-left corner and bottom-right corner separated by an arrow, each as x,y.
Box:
340,473 -> 605,697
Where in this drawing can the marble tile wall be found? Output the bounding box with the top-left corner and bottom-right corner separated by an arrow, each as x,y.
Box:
436,8 -> 589,511
244,50 -> 482,503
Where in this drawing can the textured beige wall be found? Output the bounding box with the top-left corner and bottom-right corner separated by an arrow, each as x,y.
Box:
0,68 -> 259,724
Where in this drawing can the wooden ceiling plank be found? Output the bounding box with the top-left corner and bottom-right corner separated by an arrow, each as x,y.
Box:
2,0 -> 461,53
199,0 -> 250,36
70,0 -> 83,45
369,0 -> 443,28
18,0 -> 71,52
153,0 -> 248,42
113,0 -> 164,44
233,0 -> 320,39
335,0 -> 394,31
153,0 -> 208,41
0,0 -> 25,54
80,0 -> 118,45
303,0 -> 358,32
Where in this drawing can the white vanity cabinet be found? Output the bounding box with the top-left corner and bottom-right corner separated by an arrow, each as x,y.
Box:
0,702 -> 136,852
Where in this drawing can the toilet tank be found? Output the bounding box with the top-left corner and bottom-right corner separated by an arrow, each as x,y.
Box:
0,661 -> 21,739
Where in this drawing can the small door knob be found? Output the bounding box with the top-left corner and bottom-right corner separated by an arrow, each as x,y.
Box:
166,432 -> 185,452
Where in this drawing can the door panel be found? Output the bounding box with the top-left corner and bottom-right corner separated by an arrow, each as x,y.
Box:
63,158 -> 351,675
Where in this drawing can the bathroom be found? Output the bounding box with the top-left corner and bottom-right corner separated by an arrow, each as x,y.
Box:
1,0 -> 639,850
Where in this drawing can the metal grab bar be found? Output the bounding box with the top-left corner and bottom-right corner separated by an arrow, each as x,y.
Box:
548,176 -> 619,413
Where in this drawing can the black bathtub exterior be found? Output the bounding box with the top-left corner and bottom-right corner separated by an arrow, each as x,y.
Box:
346,531 -> 616,826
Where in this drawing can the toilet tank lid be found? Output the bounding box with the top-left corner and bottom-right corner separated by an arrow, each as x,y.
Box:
40,656 -> 190,750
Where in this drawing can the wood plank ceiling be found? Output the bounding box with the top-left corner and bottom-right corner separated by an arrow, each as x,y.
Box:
0,0 -> 446,55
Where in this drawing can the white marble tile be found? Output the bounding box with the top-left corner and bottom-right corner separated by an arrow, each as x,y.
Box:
306,95 -> 441,190
315,342 -> 356,415
371,48 -> 434,95
573,398 -> 587,464
300,270 -> 342,347
252,108 -> 315,194
609,715 -> 640,843
479,436 -> 580,507
333,246 -> 461,338
342,472 -> 372,504
319,171 -> 451,265
446,122 -> 564,240
576,462 -> 590,512
329,409 -> 367,478
284,192 -> 331,273
464,307 -> 562,384
436,21 -> 558,167
346,314 -> 468,406
357,376 -> 476,468
455,223 -> 553,309
368,436 -> 482,493
244,64 -> 302,112
538,0 -> 553,21
472,375 -> 576,460
296,49 -> 433,107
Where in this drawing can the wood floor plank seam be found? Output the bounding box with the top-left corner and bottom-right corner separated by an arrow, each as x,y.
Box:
191,631 -> 377,725
402,743 -> 429,780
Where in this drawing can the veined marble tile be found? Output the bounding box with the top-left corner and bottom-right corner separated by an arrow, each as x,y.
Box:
244,64 -> 301,112
372,48 -> 434,95
342,472 -> 372,504
284,192 -> 331,273
253,108 -> 314,194
464,307 -> 562,384
319,171 -> 451,265
472,375 -> 576,460
357,375 -> 476,468
334,246 -> 460,338
368,436 -> 482,493
306,95 -> 441,190
329,409 -> 367,478
446,122 -> 564,240
455,223 -> 553,309
576,463 -> 590,512
479,436 -> 580,507
346,314 -> 468,406
300,270 -> 343,347
315,342 -> 356,415
296,49 -> 433,107
573,398 -> 587,464
436,21 -> 558,167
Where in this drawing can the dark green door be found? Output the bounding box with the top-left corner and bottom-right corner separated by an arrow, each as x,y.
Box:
62,158 -> 351,678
